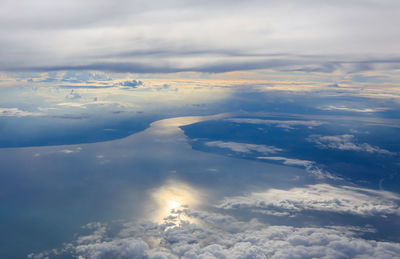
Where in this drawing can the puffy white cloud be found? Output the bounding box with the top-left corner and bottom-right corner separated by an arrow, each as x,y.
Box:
205,141 -> 282,154
226,118 -> 324,129
307,134 -> 396,155
28,207 -> 400,259
27,179 -> 400,258
217,184 -> 400,217
75,238 -> 149,259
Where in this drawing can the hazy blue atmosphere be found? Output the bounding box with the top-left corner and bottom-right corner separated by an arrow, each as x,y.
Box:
1,80 -> 400,258
1,1 -> 400,258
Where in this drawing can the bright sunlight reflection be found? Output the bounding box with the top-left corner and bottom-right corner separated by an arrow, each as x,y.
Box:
151,180 -> 202,223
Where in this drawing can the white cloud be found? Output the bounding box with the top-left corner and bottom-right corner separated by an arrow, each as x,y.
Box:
226,118 -> 324,129
28,206 -> 400,259
0,107 -> 44,117
57,102 -> 87,108
307,134 -> 396,155
258,156 -> 314,167
218,184 -> 400,217
320,105 -> 389,113
58,147 -> 82,154
257,156 -> 341,180
76,222 -> 107,245
205,141 -> 282,154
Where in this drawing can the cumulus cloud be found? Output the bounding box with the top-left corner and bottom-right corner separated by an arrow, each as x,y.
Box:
205,141 -> 282,154
226,118 -> 325,129
257,156 -> 341,180
307,134 -> 396,155
28,206 -> 400,259
218,184 -> 400,217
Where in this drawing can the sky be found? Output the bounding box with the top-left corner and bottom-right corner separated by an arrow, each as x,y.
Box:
1,1 -> 400,259
1,0 -> 400,74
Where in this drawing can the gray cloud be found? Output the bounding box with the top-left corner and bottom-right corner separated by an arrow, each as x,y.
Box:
1,0 -> 400,73
117,80 -> 144,88
62,71 -> 111,81
6,57 -> 400,75
307,134 -> 396,155
48,113 -> 91,120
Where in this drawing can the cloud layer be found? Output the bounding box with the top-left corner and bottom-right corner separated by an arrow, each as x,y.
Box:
28,206 -> 400,259
1,0 -> 400,73
27,180 -> 400,258
218,184 -> 400,217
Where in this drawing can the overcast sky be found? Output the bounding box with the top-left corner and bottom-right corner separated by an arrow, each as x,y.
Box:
1,0 -> 400,73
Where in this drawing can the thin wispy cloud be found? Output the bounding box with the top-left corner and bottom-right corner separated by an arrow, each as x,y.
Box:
320,105 -> 389,113
307,134 -> 396,155
0,107 -> 44,117
257,156 -> 341,180
205,141 -> 282,154
227,118 -> 325,129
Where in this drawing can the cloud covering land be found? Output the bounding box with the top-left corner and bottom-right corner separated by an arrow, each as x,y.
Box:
29,204 -> 400,259
307,134 -> 396,155
218,184 -> 400,217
